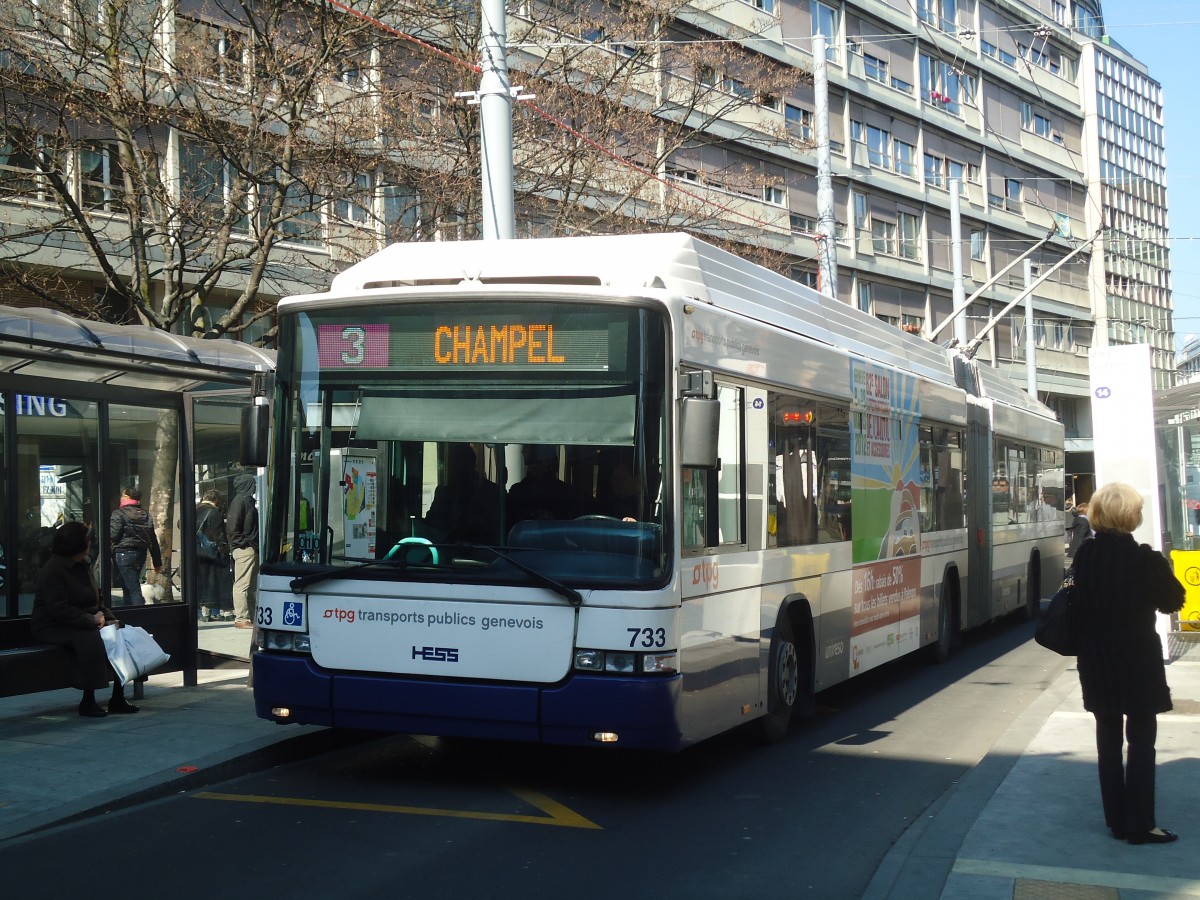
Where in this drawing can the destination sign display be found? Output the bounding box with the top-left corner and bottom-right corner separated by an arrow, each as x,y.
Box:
308,304 -> 624,373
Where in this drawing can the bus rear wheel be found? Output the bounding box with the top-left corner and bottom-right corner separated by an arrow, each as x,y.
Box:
759,615 -> 800,743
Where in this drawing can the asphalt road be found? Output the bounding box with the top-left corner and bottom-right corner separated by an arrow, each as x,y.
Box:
3,617 -> 1061,899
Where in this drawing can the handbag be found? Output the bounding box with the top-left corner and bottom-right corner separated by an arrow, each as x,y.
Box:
1035,572 -> 1080,656
100,624 -> 171,685
197,527 -> 220,561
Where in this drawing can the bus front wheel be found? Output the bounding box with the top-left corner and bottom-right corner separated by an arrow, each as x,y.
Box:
759,615 -> 800,743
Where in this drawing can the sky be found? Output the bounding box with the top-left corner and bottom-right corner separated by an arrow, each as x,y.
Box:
1095,1 -> 1200,350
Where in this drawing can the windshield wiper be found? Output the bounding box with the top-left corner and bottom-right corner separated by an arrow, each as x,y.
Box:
454,543 -> 583,607
289,556 -> 408,593
287,546 -> 582,607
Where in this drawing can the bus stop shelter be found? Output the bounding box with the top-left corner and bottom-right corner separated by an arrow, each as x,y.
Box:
0,304 -> 275,684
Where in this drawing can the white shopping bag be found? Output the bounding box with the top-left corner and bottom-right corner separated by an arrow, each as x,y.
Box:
100,624 -> 170,685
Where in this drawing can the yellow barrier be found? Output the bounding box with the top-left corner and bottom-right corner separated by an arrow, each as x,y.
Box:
1170,550 -> 1200,631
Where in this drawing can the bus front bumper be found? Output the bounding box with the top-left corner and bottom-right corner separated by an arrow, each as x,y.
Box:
252,652 -> 684,751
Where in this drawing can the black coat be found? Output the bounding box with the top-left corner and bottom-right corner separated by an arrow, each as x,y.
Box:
226,475 -> 259,550
1073,532 -> 1184,715
31,554 -> 112,690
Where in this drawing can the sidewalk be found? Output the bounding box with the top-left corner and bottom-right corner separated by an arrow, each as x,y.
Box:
0,667 -> 331,843
866,638 -> 1200,900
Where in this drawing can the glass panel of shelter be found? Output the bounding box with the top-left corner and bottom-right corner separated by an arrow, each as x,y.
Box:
13,396 -> 100,615
190,393 -> 255,659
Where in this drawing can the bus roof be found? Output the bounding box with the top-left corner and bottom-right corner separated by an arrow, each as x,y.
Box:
290,233 -> 1057,429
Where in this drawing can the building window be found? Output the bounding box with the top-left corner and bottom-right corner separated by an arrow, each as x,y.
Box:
1021,101 -> 1053,139
924,153 -> 944,188
177,16 -> 249,86
872,218 -> 897,255
267,168 -> 323,247
763,184 -> 785,206
894,140 -> 916,178
791,213 -> 818,233
811,1 -> 839,61
790,266 -> 818,288
970,229 -> 985,260
898,211 -> 921,260
864,54 -> 888,84
853,192 -> 868,229
786,104 -> 814,141
80,142 -> 123,212
1005,178 -> 1022,212
857,281 -> 872,312
867,125 -> 890,169
947,159 -> 968,194
0,130 -> 53,202
921,55 -> 962,114
981,40 -> 1017,69
334,171 -> 374,225
1052,1 -> 1068,26
181,141 -> 248,231
382,183 -> 420,238
917,0 -> 957,34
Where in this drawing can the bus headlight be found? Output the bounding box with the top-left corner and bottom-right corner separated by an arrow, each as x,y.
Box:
573,649 -> 604,671
573,648 -> 676,675
604,652 -> 636,674
641,651 -> 678,675
257,631 -> 311,654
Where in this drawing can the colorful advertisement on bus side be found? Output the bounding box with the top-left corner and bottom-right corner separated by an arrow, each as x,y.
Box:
849,361 -> 922,675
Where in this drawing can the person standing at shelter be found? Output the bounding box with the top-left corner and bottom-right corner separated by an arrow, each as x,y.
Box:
32,521 -> 138,717
226,473 -> 259,629
109,483 -> 162,607
196,489 -> 231,622
1071,482 -> 1184,845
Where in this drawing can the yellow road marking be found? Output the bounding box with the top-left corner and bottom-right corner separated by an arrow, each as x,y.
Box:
193,786 -> 602,830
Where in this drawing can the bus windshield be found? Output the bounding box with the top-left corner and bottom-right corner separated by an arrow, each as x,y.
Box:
267,300 -> 669,587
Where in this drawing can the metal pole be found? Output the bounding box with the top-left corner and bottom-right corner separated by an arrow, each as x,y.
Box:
479,0 -> 514,240
1024,259 -> 1037,395
950,178 -> 967,345
813,34 -> 837,300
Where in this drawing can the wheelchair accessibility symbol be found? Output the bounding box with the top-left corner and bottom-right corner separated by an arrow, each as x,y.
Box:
283,601 -> 304,627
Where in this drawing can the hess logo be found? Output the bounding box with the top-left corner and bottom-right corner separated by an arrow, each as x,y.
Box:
412,646 -> 459,663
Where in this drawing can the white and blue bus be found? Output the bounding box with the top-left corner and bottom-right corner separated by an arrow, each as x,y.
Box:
250,233 -> 1064,751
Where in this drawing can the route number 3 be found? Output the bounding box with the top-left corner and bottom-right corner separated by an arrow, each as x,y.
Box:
627,627 -> 667,648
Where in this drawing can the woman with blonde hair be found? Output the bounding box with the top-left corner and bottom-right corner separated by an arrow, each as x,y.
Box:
1072,482 -> 1183,844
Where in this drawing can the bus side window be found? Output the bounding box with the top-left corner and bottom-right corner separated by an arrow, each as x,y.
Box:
767,391 -> 818,548
683,384 -> 744,550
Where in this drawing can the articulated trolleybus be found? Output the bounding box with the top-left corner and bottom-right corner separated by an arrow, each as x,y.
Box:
251,233 -> 1064,751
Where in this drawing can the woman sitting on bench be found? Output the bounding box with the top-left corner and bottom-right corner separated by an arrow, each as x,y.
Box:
31,521 -> 139,718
